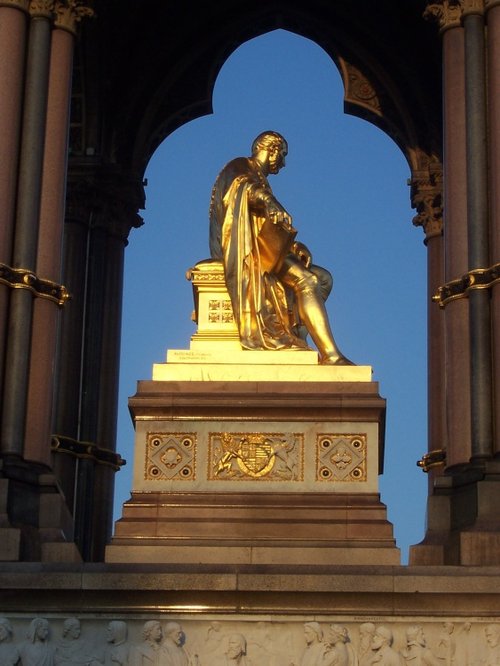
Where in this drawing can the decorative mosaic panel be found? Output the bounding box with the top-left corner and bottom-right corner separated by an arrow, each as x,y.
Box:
316,433 -> 367,482
209,432 -> 304,481
145,432 -> 196,481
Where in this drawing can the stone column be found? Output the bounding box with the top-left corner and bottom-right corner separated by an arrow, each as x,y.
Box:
486,0 -> 500,457
410,157 -> 445,469
0,0 -> 29,412
425,1 -> 470,469
0,0 -> 53,457
25,1 -> 92,465
54,174 -> 143,560
462,0 -> 493,464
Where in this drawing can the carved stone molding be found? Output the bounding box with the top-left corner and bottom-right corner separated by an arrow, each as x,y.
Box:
424,0 -> 463,31
409,155 -> 443,241
54,0 -> 94,35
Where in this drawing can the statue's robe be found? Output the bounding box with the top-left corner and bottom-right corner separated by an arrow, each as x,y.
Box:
209,157 -> 308,351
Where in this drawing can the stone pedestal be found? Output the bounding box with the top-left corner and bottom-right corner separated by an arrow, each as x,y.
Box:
107,375 -> 398,565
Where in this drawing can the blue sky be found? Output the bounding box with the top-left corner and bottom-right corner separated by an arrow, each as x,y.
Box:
115,30 -> 428,563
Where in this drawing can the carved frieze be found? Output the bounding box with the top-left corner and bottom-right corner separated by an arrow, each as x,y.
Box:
1,616 -> 499,665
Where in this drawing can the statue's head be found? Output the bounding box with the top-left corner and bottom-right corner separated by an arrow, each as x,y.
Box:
226,633 -> 247,658
62,618 -> 81,639
304,621 -> 322,644
372,626 -> 393,650
252,131 -> 288,174
0,618 -> 13,643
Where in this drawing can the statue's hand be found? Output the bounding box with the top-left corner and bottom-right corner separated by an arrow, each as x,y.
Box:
292,241 -> 312,268
267,201 -> 292,229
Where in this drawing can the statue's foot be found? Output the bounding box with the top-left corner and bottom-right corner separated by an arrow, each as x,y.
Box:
320,352 -> 355,366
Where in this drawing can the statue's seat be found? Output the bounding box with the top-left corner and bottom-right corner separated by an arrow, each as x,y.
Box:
185,258 -> 240,349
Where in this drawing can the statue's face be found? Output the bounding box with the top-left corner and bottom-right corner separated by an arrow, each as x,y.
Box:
371,632 -> 386,651
227,637 -> 243,659
36,623 -> 49,641
268,143 -> 287,174
68,623 -> 81,639
304,627 -> 316,645
168,625 -> 183,646
0,625 -> 8,642
151,624 -> 162,642
485,626 -> 500,647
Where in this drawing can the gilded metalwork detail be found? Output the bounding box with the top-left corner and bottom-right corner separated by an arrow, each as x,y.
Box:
51,435 -> 126,470
0,263 -> 70,306
317,434 -> 367,482
209,432 -> 303,481
145,433 -> 196,481
54,0 -> 94,34
208,299 -> 234,323
424,0 -> 463,30
433,263 -> 500,308
417,449 -> 446,472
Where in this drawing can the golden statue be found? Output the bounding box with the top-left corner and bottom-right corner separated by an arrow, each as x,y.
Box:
209,131 -> 351,365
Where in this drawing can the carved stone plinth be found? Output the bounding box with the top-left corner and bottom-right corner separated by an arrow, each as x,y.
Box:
107,378 -> 399,565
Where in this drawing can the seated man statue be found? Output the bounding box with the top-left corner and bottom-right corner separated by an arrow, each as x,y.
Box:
209,130 -> 351,364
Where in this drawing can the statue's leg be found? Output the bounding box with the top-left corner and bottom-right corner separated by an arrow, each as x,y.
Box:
279,256 -> 352,365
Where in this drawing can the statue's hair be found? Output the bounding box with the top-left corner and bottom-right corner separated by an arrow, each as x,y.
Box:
251,131 -> 287,155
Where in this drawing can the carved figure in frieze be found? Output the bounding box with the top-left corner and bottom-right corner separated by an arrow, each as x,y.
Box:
20,619 -> 54,666
131,622 -> 163,666
215,633 -> 252,666
370,626 -> 404,666
104,621 -> 130,666
454,623 -> 472,666
321,625 -> 355,666
433,623 -> 455,666
291,622 -> 324,666
54,618 -> 100,666
203,622 -> 224,656
482,624 -> 500,665
357,623 -> 375,666
0,617 -> 20,666
400,626 -> 438,666
161,622 -> 197,666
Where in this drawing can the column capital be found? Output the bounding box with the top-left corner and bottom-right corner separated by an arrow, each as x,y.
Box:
54,0 -> 93,36
66,167 -> 145,242
28,0 -> 53,18
0,0 -> 29,11
410,156 -> 443,241
424,0 -> 463,32
461,0 -> 485,16
484,0 -> 500,9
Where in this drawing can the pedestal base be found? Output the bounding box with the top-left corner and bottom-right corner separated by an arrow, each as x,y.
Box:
108,378 -> 399,565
